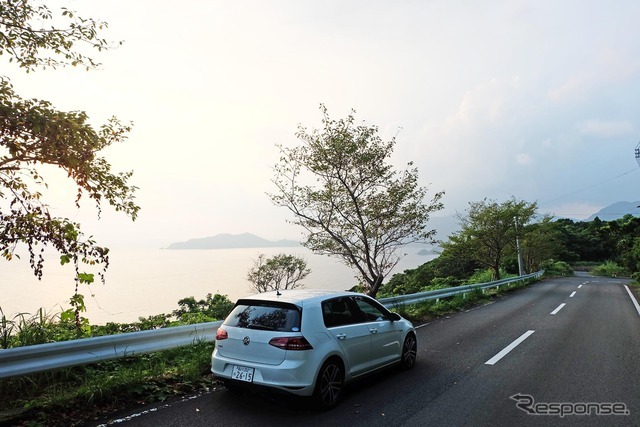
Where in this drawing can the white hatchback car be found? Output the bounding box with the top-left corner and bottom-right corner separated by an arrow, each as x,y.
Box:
211,289 -> 417,408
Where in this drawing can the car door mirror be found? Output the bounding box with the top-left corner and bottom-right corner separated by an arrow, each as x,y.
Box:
389,312 -> 401,322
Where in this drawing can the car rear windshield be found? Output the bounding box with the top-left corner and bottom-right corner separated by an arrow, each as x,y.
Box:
223,300 -> 302,332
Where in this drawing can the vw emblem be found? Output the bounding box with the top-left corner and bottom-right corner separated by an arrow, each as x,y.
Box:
243,336 -> 251,346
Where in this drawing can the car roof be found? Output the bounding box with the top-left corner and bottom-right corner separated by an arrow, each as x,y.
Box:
237,289 -> 362,306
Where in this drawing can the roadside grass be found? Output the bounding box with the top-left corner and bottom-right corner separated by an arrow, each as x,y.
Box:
0,341 -> 216,426
394,280 -> 531,324
1,277 -> 540,426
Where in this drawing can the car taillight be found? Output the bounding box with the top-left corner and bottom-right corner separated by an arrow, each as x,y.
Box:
268,336 -> 313,350
216,328 -> 228,340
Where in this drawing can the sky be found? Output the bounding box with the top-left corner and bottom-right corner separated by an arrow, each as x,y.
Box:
6,0 -> 640,249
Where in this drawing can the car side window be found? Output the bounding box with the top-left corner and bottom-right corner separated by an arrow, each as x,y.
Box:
322,297 -> 361,327
353,296 -> 390,322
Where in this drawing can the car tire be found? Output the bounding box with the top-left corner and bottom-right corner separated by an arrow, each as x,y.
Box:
313,359 -> 344,409
400,333 -> 417,370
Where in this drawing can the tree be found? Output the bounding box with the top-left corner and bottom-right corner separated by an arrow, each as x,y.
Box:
444,198 -> 537,280
270,105 -> 444,297
0,1 -> 138,328
0,1 -> 117,71
247,253 -> 310,293
520,216 -> 561,272
173,293 -> 235,324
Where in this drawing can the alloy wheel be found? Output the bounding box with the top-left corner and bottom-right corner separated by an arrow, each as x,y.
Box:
316,361 -> 343,408
401,334 -> 417,369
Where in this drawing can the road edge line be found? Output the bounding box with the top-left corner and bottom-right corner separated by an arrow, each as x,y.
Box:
624,285 -> 640,316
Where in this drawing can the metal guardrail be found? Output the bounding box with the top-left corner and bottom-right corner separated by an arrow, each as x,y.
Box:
378,270 -> 544,307
0,271 -> 543,379
0,321 -> 221,379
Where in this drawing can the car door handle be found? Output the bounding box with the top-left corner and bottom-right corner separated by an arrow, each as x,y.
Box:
336,334 -> 347,340
370,328 -> 378,334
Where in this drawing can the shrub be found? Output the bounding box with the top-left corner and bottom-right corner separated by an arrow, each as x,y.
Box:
2,293 -> 235,348
173,293 -> 234,322
466,268 -> 512,284
541,260 -> 574,277
426,276 -> 461,290
591,261 -> 628,278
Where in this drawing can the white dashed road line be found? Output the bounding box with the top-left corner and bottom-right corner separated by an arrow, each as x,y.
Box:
550,303 -> 566,315
485,330 -> 535,366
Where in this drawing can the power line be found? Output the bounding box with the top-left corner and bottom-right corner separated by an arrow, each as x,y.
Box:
539,167 -> 639,207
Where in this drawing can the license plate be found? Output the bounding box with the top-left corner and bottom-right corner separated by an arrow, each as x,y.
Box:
231,365 -> 255,383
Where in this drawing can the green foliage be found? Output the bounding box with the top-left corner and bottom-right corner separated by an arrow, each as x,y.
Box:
466,268 -> 513,284
551,215 -> 640,268
443,197 -> 537,281
0,290 -> 230,424
0,308 -> 12,349
0,341 -> 215,426
394,287 -> 489,322
429,276 -> 461,289
591,261 -> 629,278
0,0 -> 119,72
379,272 -> 460,298
246,253 -> 311,293
521,216 -> 562,272
270,104 -> 444,297
540,260 -> 574,276
172,293 -> 234,323
0,0 -> 138,331
0,78 -> 137,319
0,307 -> 82,349
134,314 -> 173,331
1,293 -> 234,348
378,253 -> 471,297
619,235 -> 640,273
381,212 -> 640,298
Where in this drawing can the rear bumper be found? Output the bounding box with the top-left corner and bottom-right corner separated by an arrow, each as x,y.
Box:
211,349 -> 316,396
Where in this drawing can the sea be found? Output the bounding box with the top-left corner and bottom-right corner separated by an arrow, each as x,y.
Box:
0,247 -> 436,325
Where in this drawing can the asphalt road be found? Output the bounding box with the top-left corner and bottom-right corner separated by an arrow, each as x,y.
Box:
92,274 -> 640,427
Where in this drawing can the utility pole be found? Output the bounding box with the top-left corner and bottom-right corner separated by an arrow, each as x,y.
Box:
514,217 -> 525,276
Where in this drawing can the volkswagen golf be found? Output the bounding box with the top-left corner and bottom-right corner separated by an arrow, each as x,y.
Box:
211,289 -> 417,408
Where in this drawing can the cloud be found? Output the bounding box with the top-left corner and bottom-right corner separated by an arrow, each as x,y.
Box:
576,119 -> 635,139
548,53 -> 640,104
515,153 -> 533,165
7,0 -> 640,249
442,78 -> 518,130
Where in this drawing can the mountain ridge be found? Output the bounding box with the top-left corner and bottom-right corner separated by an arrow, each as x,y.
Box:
167,232 -> 300,250
585,201 -> 640,221
167,202 -> 640,250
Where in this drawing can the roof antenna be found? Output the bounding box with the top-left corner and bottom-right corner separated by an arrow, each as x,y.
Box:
276,288 -> 282,296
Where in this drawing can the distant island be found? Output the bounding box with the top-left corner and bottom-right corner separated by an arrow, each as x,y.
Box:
168,203 -> 640,250
166,233 -> 301,250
